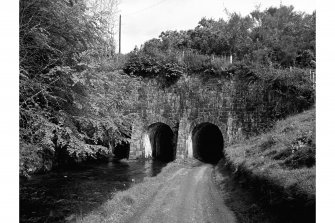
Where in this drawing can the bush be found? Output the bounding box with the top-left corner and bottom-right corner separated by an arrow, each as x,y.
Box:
20,143 -> 53,177
182,52 -> 230,77
123,51 -> 183,88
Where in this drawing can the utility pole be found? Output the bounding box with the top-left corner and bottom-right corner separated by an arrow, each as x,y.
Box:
119,14 -> 121,54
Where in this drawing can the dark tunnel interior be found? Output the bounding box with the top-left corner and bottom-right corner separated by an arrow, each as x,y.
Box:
148,122 -> 175,162
113,141 -> 130,160
192,123 -> 224,164
113,131 -> 131,160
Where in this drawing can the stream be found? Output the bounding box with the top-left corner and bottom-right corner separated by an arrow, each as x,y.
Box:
20,160 -> 167,222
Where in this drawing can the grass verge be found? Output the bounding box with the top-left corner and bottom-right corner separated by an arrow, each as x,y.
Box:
215,108 -> 315,223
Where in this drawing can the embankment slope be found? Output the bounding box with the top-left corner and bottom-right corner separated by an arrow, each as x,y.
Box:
216,108 -> 316,223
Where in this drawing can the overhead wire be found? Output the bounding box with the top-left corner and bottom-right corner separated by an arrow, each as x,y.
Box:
120,0 -> 172,28
117,0 -> 171,52
123,0 -> 170,16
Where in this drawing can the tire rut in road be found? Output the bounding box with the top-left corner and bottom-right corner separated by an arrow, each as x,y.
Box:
127,164 -> 237,223
126,167 -> 188,223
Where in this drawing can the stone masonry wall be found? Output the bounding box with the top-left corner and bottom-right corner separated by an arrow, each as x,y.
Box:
128,76 -> 269,160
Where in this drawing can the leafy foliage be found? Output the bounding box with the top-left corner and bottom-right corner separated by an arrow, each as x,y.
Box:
123,50 -> 183,88
125,5 -> 315,70
122,5 -> 315,96
20,0 -> 114,75
19,0 -> 129,176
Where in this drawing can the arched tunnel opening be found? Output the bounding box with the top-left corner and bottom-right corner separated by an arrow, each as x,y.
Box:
148,122 -> 175,162
192,123 -> 224,164
113,131 -> 131,161
113,141 -> 130,160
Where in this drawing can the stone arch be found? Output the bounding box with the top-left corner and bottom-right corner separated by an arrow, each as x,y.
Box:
189,117 -> 227,138
129,113 -> 179,160
191,123 -> 224,163
185,116 -> 226,163
144,113 -> 175,130
143,122 -> 176,162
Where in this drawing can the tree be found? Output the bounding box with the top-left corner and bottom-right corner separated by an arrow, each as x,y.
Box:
84,0 -> 119,56
19,0 -> 122,176
249,5 -> 315,67
159,30 -> 190,51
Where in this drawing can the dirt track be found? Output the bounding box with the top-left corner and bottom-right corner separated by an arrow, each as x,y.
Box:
127,164 -> 237,223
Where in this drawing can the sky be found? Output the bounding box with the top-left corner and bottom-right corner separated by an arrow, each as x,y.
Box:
117,0 -> 316,53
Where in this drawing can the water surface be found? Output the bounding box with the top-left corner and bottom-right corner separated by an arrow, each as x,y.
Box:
20,160 -> 167,222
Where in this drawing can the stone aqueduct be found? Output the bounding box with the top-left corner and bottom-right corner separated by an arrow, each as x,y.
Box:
119,79 -> 257,163
110,70 -> 313,163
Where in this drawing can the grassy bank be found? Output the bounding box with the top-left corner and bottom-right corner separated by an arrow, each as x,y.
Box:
215,108 -> 315,223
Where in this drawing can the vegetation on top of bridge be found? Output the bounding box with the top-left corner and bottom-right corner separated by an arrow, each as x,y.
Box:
123,5 -> 315,86
19,1 -> 315,176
